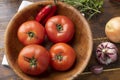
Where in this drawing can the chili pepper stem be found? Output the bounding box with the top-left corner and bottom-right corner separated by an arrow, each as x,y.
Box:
54,0 -> 57,5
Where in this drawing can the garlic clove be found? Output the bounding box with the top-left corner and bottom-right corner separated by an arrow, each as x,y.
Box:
90,65 -> 103,74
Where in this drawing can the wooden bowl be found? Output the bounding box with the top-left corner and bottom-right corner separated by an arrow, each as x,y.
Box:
4,1 -> 93,80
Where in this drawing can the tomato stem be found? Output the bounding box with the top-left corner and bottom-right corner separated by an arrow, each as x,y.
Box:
27,32 -> 35,39
56,24 -> 63,32
24,56 -> 37,68
55,54 -> 63,61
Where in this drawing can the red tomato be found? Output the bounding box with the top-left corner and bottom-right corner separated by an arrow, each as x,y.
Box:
49,43 -> 76,71
45,15 -> 75,43
17,20 -> 45,45
18,44 -> 50,75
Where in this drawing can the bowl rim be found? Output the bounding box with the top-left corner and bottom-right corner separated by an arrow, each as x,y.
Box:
4,1 -> 93,80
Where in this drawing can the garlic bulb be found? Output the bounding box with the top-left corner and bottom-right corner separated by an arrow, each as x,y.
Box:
96,42 -> 118,65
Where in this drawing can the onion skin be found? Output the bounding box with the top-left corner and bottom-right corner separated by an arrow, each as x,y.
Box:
105,17 -> 120,43
96,42 -> 118,65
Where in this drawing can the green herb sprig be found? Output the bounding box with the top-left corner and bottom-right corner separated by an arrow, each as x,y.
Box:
60,0 -> 103,20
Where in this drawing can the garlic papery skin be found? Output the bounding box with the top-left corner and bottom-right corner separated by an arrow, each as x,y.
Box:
96,42 -> 118,65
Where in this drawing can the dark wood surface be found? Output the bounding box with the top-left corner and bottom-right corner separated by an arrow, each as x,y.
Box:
0,0 -> 120,80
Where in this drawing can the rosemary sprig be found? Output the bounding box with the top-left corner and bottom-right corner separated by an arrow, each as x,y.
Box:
60,0 -> 103,20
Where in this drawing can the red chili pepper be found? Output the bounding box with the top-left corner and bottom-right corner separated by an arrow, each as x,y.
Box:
42,5 -> 57,25
35,5 -> 52,22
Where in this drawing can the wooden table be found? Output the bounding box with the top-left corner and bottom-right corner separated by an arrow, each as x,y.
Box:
0,0 -> 120,80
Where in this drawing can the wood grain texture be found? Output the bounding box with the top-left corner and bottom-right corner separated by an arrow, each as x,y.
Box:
0,0 -> 120,80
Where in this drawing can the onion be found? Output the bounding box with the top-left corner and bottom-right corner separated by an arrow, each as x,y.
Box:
105,17 -> 120,43
96,42 -> 118,65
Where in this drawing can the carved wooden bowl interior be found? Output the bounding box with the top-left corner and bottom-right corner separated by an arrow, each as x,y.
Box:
5,1 -> 93,80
